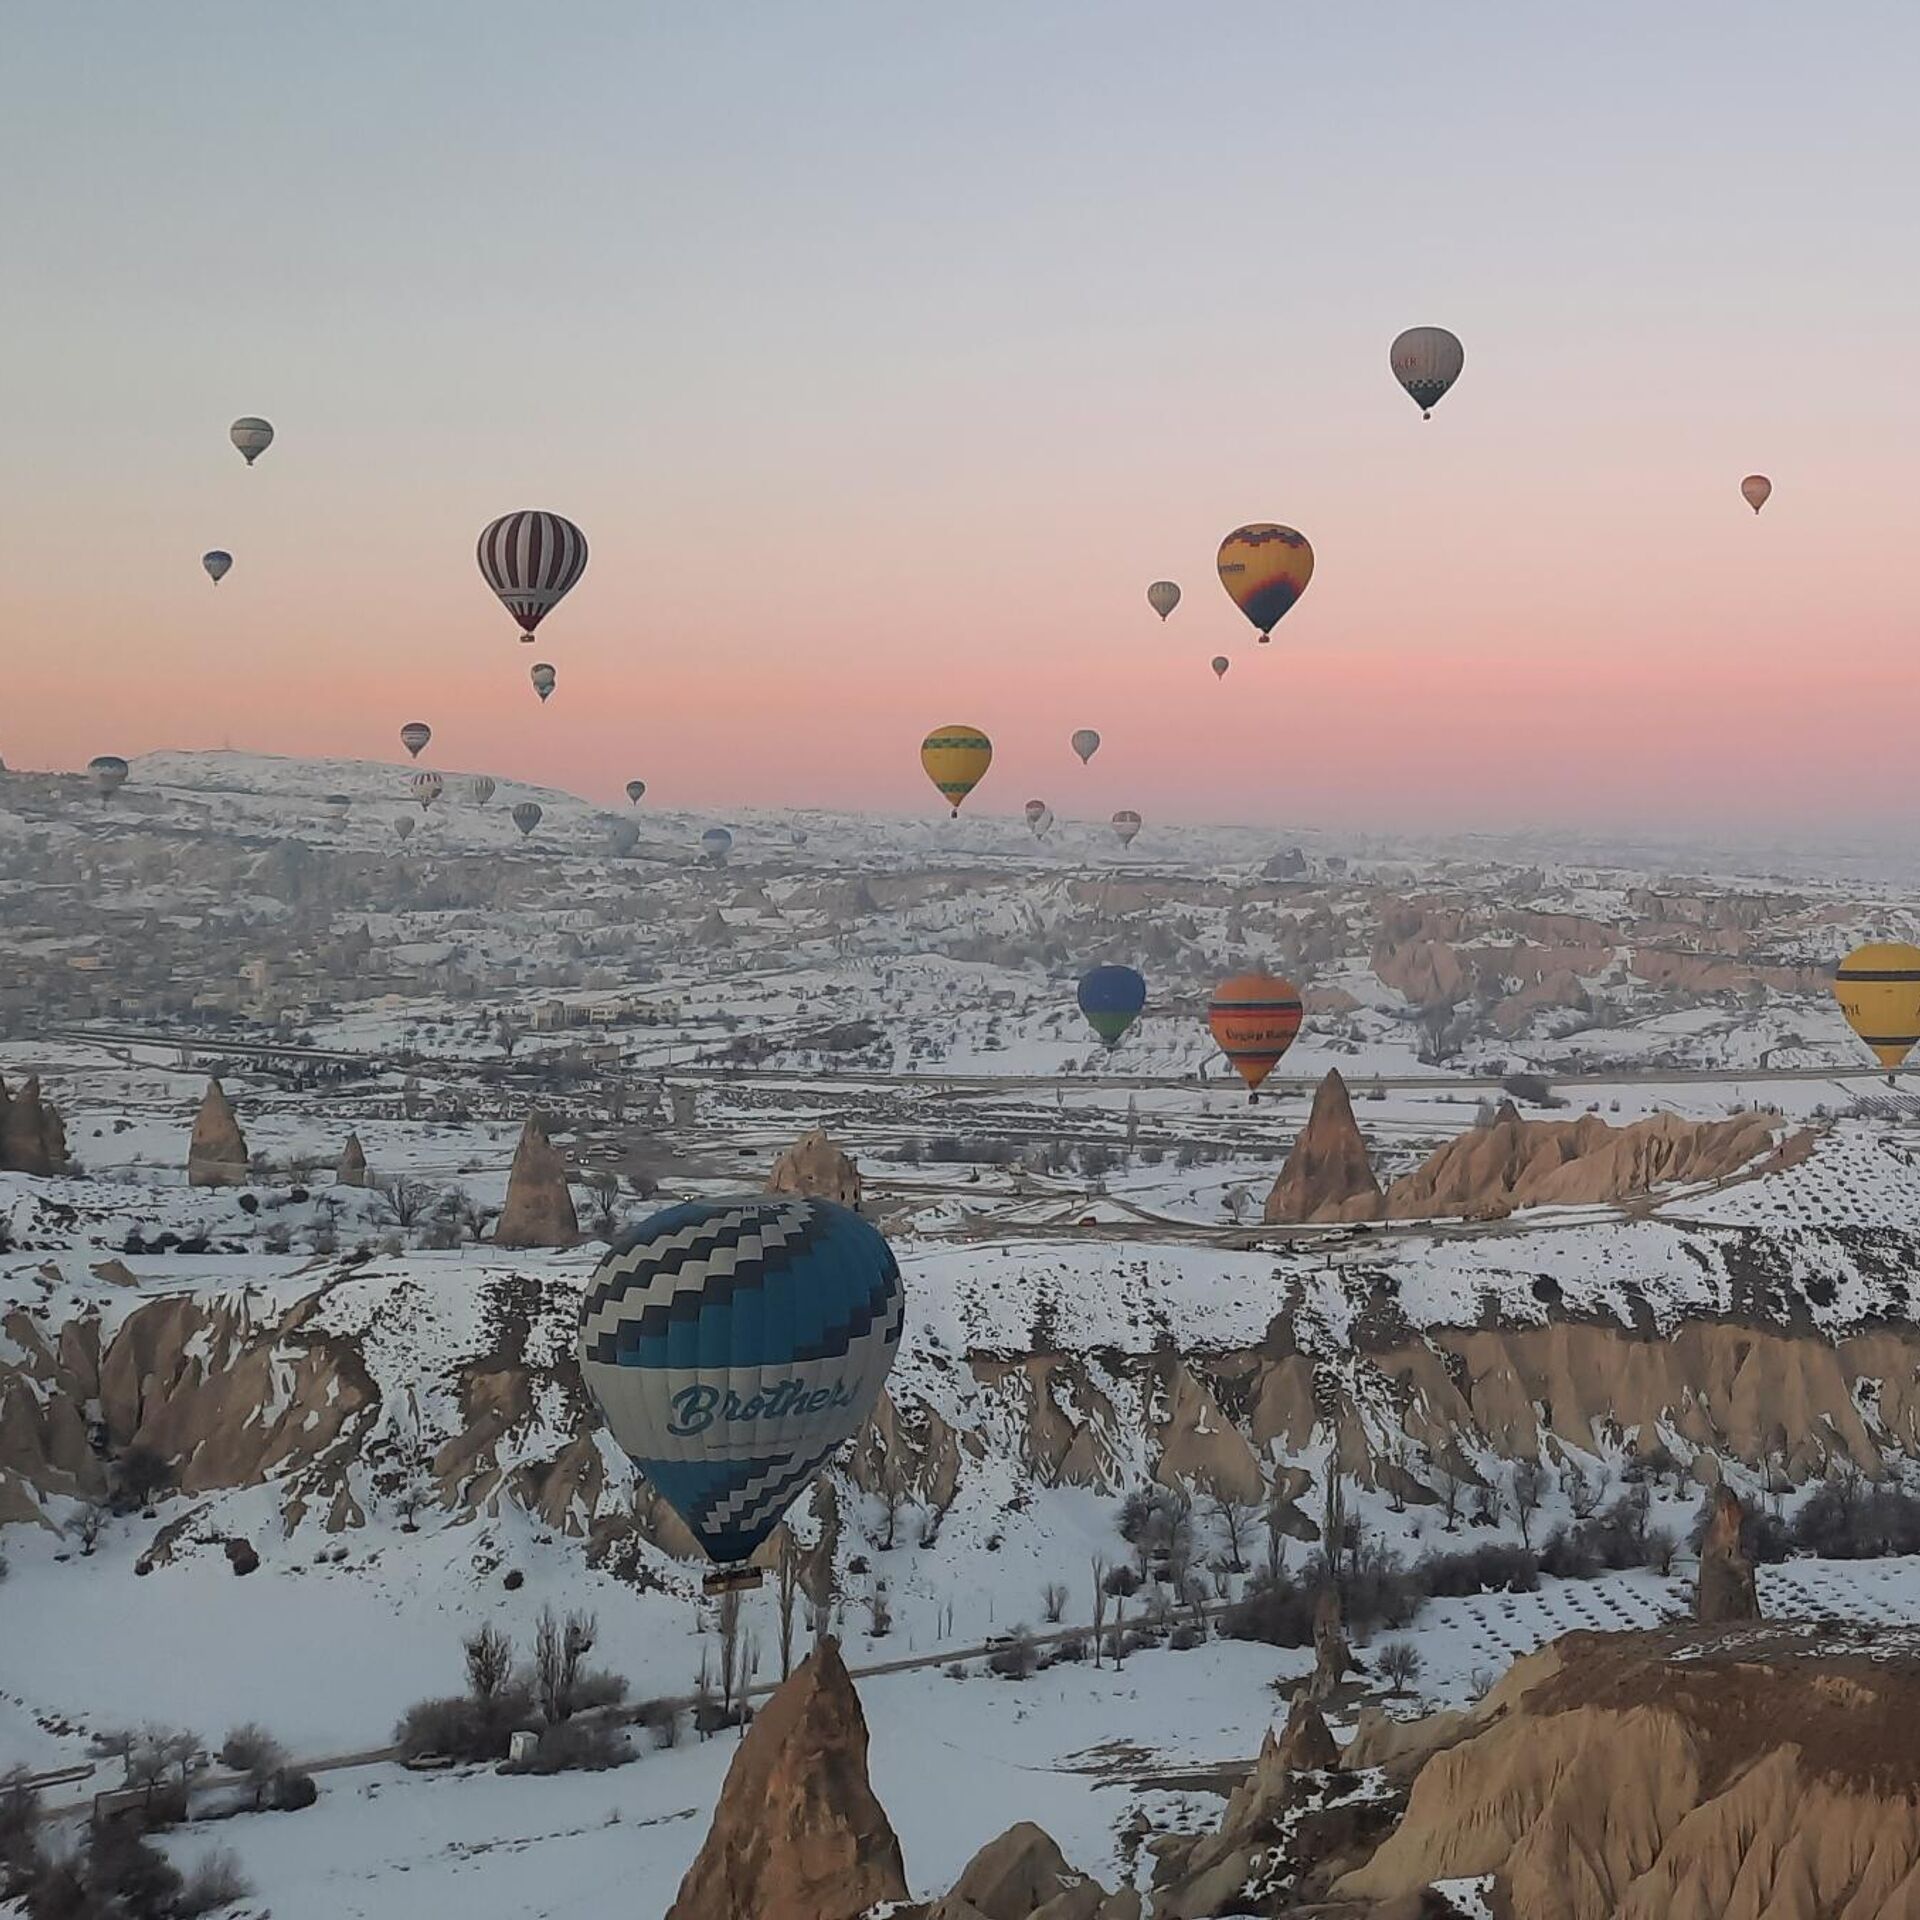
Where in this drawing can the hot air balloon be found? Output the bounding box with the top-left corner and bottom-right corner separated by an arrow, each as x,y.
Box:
511,801 -> 543,838
1207,971 -> 1304,1101
626,780 -> 647,806
89,755 -> 129,797
1211,655 -> 1230,679
324,792 -> 352,819
1035,806 -> 1055,839
578,1196 -> 903,1584
392,814 -> 415,843
229,417 -> 274,466
531,662 -> 557,702
1218,526 -> 1313,643
202,551 -> 232,584
921,725 -> 993,816
1147,581 -> 1181,621
468,775 -> 496,807
1834,942 -> 1920,1075
1111,809 -> 1142,848
701,826 -> 734,866
477,511 -> 588,644
400,722 -> 431,760
1077,965 -> 1147,1049
410,771 -> 444,810
609,819 -> 641,856
1024,799 -> 1047,829
1389,327 -> 1465,418
1071,729 -> 1101,766
1741,475 -> 1772,514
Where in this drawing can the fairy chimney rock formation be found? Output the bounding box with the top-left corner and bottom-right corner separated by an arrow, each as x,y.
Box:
664,1637 -> 908,1920
335,1133 -> 368,1188
1696,1483 -> 1762,1624
187,1079 -> 249,1187
492,1114 -> 578,1250
932,1822 -> 1099,1920
1272,1689 -> 1340,1773
767,1128 -> 863,1210
1263,1069 -> 1384,1224
0,1076 -> 68,1176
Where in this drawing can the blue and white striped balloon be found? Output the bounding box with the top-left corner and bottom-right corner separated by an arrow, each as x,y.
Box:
578,1197 -> 903,1569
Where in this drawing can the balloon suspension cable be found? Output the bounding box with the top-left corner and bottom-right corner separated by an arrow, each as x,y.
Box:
702,1566 -> 765,1595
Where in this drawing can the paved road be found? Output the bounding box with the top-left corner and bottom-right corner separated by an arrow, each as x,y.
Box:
38,1610 -> 1167,1817
51,1022 -> 1899,1098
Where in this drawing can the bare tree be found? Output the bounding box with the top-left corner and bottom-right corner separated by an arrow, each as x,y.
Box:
1208,1492 -> 1253,1573
775,1531 -> 803,1681
377,1176 -> 437,1230
1436,1466 -> 1465,1533
1566,1460 -> 1604,1521
73,1505 -> 105,1556
582,1169 -> 620,1236
218,1724 -> 286,1810
717,1590 -> 745,1721
1263,1486 -> 1291,1583
533,1607 -> 597,1724
877,1455 -> 909,1552
1041,1581 -> 1068,1625
464,1623 -> 514,1706
497,1017 -> 520,1059
1511,1460 -> 1547,1548
1090,1555 -> 1109,1671
1377,1641 -> 1423,1695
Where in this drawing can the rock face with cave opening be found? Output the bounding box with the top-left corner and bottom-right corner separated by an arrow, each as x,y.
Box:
0,1076 -> 66,1176
766,1127 -> 863,1210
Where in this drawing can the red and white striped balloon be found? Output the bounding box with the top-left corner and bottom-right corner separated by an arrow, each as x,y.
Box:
477,510 -> 588,643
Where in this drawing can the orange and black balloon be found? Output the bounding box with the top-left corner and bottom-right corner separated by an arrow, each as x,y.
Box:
1217,526 -> 1313,642
1206,971 -> 1304,1100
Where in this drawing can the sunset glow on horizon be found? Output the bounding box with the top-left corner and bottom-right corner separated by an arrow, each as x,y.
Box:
7,4 -> 1918,846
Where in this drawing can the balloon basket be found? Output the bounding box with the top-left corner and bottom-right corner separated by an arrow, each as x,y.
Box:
703,1566 -> 765,1595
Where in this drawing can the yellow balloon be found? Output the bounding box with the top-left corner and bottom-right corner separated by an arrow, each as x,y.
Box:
1217,524 -> 1314,641
1834,942 -> 1920,1071
921,725 -> 993,817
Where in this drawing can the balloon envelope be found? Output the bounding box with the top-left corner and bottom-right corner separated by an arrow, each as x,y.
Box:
411,771 -> 443,809
701,826 -> 734,864
202,550 -> 232,584
609,819 -> 641,855
1834,942 -> 1920,1071
626,780 -> 648,805
1111,809 -> 1142,847
1211,656 -> 1230,679
468,776 -> 496,806
392,815 -> 415,842
1217,526 -> 1313,641
229,417 -> 274,465
511,802 -> 543,837
531,662 -> 557,701
1146,581 -> 1181,620
1389,327 -> 1465,417
1070,729 -> 1101,765
1207,971 -> 1304,1095
921,725 -> 993,816
1024,798 -> 1047,826
88,755 -> 129,796
579,1197 -> 903,1568
1742,475 -> 1772,514
1077,965 -> 1147,1048
400,722 -> 431,760
477,511 -> 588,643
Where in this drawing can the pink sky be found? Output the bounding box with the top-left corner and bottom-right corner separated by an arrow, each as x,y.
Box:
8,7 -> 1918,842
